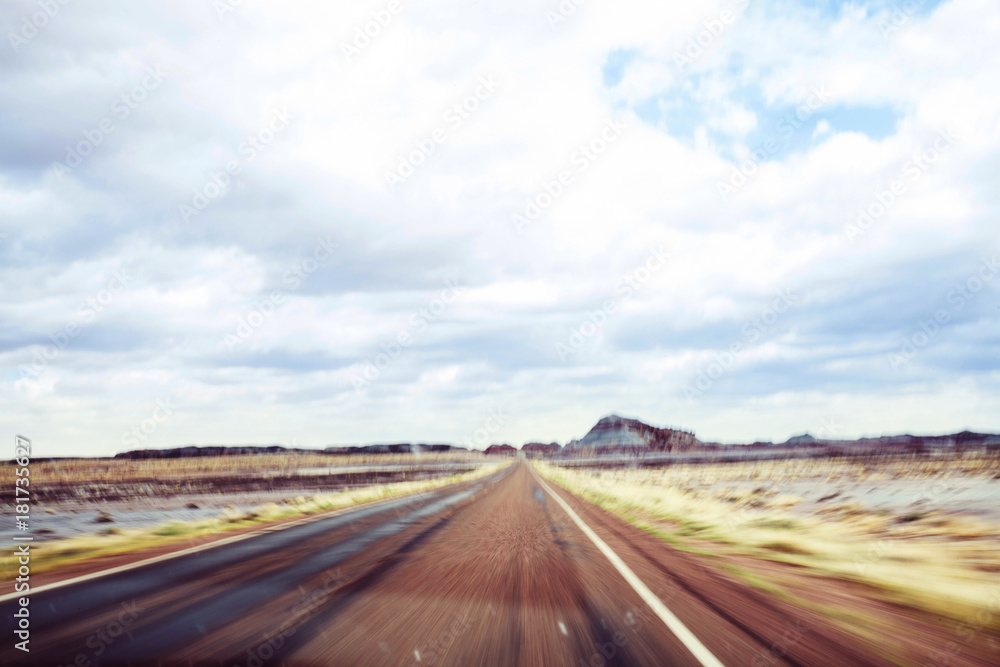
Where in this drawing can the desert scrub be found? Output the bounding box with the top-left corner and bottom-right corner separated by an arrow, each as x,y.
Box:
11,461 -> 509,577
0,450 -> 493,487
533,460 -> 1000,628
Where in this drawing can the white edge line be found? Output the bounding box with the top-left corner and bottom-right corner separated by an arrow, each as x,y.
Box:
0,490 -> 435,603
531,466 -> 726,667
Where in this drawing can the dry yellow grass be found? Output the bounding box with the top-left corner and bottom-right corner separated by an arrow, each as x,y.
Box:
0,451 -> 490,486
6,461 -> 510,577
534,459 -> 1000,627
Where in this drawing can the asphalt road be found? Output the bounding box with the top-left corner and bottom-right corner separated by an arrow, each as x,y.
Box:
2,461 -> 901,666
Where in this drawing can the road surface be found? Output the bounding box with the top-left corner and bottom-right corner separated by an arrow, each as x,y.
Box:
2,461 -> 901,666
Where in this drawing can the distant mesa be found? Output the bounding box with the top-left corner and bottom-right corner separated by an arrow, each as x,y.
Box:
116,443 -> 468,459
484,444 -> 518,456
116,445 -> 294,459
323,443 -> 465,455
561,414 -> 699,456
521,442 -> 562,458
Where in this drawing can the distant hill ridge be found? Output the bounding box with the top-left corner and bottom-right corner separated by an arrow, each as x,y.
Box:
775,430 -> 1000,449
113,416 -> 1000,459
521,442 -> 562,457
116,443 -> 469,459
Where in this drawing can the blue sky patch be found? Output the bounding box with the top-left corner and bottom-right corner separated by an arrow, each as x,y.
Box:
602,49 -> 638,87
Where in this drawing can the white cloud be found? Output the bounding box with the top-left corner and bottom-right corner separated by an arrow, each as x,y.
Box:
1,0 -> 998,454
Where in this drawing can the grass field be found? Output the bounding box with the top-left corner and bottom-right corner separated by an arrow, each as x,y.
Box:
2,460 -> 509,577
1,451 -> 490,484
534,456 -> 1000,630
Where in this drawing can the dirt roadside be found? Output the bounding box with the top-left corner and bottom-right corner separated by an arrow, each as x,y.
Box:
538,467 -> 1000,667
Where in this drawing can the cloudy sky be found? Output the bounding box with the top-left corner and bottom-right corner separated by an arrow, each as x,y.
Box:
2,0 -> 998,456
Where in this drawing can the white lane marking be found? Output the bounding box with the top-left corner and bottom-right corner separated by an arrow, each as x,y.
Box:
559,621 -> 568,636
531,469 -> 725,667
0,491 -> 435,604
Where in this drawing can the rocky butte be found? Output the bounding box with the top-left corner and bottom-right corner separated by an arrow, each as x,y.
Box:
484,443 -> 518,456
561,414 -> 699,456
